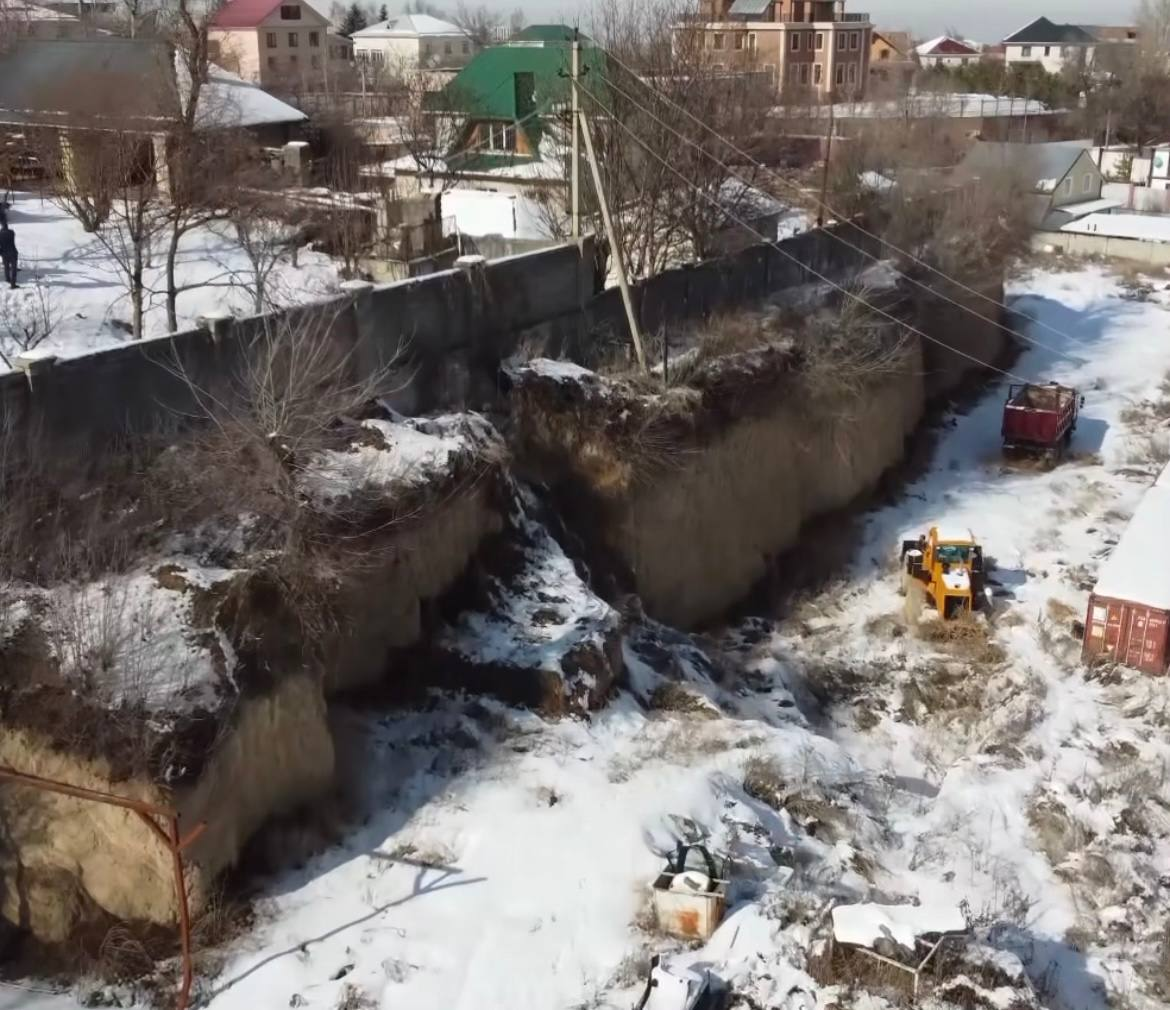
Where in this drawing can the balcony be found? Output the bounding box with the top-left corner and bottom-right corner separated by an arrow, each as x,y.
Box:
842,12 -> 869,21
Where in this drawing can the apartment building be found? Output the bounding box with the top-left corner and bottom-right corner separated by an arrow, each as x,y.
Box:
209,0 -> 353,91
687,0 -> 872,98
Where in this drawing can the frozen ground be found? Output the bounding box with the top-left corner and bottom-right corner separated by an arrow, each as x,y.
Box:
9,262 -> 1170,1010
0,192 -> 339,369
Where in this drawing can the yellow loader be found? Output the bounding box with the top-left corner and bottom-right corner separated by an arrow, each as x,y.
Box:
899,527 -> 985,619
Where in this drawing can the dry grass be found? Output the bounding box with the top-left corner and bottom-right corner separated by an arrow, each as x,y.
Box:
914,615 -> 1007,666
647,682 -> 721,719
743,753 -> 786,809
1045,598 -> 1079,625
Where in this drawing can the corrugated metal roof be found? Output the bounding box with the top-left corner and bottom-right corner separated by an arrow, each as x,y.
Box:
728,0 -> 773,16
510,24 -> 590,44
210,0 -> 284,28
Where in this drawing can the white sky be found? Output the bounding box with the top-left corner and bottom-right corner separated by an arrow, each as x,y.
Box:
390,0 -> 1136,44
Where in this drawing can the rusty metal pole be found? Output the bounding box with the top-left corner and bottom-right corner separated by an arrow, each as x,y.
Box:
170,815 -> 195,1010
0,766 -> 204,1010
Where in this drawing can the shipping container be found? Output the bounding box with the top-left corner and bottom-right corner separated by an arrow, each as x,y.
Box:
1082,594 -> 1170,675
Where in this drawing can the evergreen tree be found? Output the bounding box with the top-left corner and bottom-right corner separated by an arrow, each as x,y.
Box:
378,4 -> 388,21
339,1 -> 368,36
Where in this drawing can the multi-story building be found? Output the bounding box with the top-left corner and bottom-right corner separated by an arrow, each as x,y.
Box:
351,14 -> 476,76
687,0 -> 872,98
209,0 -> 353,91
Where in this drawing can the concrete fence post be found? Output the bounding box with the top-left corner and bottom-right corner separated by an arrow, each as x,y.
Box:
13,349 -> 56,391
196,310 -> 234,345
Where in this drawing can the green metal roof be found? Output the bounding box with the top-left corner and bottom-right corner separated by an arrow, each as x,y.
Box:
431,31 -> 606,122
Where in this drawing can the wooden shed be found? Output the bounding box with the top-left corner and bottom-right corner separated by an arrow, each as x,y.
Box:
1083,473 -> 1170,674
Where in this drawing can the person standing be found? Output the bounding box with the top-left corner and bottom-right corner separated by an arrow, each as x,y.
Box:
0,224 -> 18,289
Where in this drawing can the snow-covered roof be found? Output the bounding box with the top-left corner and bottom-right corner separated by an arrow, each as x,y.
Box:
195,61 -> 307,128
1094,470 -> 1170,609
832,902 -> 968,949
936,526 -> 975,543
780,93 -> 1057,121
916,36 -> 980,57
1061,211 -> 1170,243
352,13 -> 468,38
1050,197 -> 1122,219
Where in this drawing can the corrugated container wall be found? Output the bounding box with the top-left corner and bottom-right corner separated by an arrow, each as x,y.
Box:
1083,594 -> 1170,675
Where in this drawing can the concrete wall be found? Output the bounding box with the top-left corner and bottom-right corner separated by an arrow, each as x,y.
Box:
1,224 -> 880,461
1032,230 -> 1170,266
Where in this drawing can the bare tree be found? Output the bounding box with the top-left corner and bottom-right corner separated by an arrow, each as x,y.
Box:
452,2 -> 498,47
0,279 -> 59,368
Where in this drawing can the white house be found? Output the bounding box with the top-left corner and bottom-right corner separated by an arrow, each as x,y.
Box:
914,36 -> 981,69
1002,17 -> 1136,75
351,14 -> 474,74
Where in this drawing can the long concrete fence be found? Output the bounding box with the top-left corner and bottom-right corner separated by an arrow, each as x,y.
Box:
0,220 -> 1000,460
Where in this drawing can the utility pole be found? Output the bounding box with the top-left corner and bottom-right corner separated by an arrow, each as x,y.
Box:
570,31 -> 581,239
817,101 -> 834,228
577,88 -> 647,371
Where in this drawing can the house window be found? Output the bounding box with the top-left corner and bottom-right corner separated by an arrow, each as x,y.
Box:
850,31 -> 859,50
791,32 -> 801,51
961,57 -> 969,65
290,53 -> 298,65
462,41 -> 469,53
311,54 -> 320,68
734,33 -> 743,50
1062,177 -> 1072,196
279,4 -> 300,18
748,32 -> 757,50
835,63 -> 844,84
266,31 -> 277,48
423,41 -> 433,56
879,47 -> 890,60
813,63 -> 822,83
847,62 -> 856,83
815,31 -> 823,50
1083,173 -> 1093,193
788,63 -> 798,82
1021,45 -> 1032,57
288,32 -> 298,46
309,31 -> 319,46
713,32 -> 725,50
837,32 -> 846,50
485,122 -> 516,151
444,41 -> 452,54
799,63 -> 809,84
267,56 -> 277,69
763,63 -> 776,83
1043,45 -> 1051,56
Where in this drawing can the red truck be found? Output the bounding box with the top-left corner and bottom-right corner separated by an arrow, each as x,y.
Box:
1001,382 -> 1082,461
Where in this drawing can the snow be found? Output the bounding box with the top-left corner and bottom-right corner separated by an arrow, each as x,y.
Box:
0,193 -> 339,370
300,414 -> 497,506
521,357 -> 595,381
1053,198 -> 1123,218
1092,473 -> 1170,608
780,92 -> 1058,121
1062,211 -> 1170,242
16,262 -> 1170,1010
831,901 -> 967,949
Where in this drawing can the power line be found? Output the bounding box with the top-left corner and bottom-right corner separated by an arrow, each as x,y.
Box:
572,76 -> 1034,385
594,44 -> 1090,351
593,66 -> 1082,366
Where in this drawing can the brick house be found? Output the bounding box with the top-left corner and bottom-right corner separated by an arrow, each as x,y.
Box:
209,0 -> 353,91
682,0 -> 872,98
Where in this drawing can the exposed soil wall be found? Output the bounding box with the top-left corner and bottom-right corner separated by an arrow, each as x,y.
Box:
915,277 -> 1011,401
0,672 -> 332,942
610,351 -> 924,627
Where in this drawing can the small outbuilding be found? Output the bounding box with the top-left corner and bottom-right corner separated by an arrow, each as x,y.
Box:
1083,468 -> 1170,674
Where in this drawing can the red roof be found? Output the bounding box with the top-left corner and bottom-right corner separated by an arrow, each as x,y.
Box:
924,36 -> 979,55
210,0 -> 286,28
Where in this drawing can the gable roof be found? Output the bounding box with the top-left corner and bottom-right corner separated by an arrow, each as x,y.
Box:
0,37 -> 304,130
351,14 -> 467,38
434,37 -> 605,121
960,140 -> 1096,192
916,36 -> 979,57
873,30 -> 912,56
1003,17 -> 1096,45
210,0 -> 323,29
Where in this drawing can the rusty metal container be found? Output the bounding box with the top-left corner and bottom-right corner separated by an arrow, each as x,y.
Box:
650,845 -> 728,941
1083,594 -> 1170,675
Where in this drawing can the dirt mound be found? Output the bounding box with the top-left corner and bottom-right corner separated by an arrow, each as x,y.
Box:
423,485 -> 623,717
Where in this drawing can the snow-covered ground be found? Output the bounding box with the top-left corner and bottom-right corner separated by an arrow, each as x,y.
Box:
10,262 -> 1170,1010
0,192 -> 339,368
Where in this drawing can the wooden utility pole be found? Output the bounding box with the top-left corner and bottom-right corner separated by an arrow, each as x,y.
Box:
577,84 -> 647,370
571,32 -> 581,239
